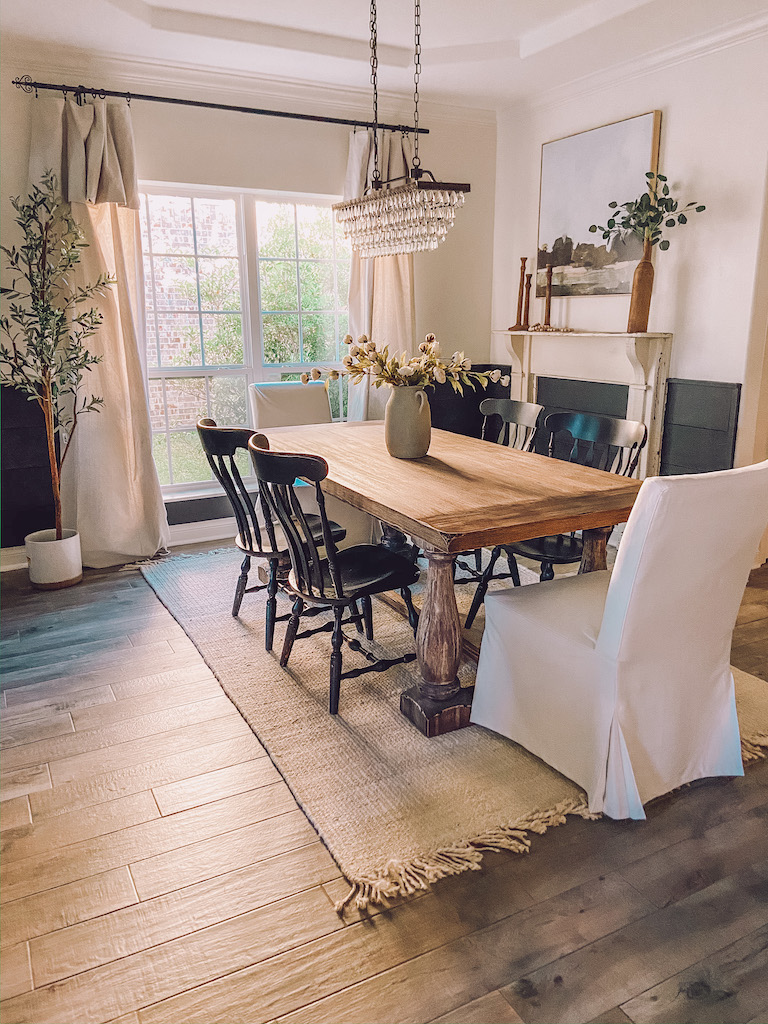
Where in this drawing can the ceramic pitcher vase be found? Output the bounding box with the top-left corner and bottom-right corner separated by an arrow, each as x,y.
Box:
384,386 -> 431,459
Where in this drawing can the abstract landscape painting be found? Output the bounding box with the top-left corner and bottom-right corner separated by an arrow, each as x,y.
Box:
537,111 -> 661,296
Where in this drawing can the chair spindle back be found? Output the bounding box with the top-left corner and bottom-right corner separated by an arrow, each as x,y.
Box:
544,411 -> 647,477
480,398 -> 544,451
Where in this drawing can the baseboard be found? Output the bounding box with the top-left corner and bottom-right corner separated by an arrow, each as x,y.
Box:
168,517 -> 236,548
0,546 -> 27,572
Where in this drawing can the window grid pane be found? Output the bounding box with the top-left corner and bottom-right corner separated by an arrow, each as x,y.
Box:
141,190 -> 351,488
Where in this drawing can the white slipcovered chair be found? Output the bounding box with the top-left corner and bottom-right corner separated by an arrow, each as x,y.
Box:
248,380 -> 376,546
470,461 -> 768,820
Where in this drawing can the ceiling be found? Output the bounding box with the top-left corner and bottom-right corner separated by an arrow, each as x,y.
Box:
2,0 -> 767,109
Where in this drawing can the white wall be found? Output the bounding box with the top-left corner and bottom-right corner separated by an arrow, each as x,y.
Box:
489,33 -> 768,469
0,45 -> 497,361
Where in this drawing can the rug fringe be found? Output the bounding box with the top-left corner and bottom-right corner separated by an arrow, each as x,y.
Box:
334,797 -> 592,915
741,730 -> 768,763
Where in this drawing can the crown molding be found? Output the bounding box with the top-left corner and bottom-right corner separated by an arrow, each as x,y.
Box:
526,10 -> 768,112
2,37 -> 496,130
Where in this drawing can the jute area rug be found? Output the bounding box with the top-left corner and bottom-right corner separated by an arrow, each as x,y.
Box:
141,548 -> 768,912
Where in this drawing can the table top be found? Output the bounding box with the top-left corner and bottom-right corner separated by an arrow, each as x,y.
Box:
263,421 -> 642,553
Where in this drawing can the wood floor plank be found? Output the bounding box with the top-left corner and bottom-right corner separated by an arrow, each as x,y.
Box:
0,634 -> 135,676
1,712 -> 74,749
130,793 -> 313,900
1,789 -> 307,904
430,990 -> 524,1023
127,623 -> 188,647
106,1013 -> 140,1024
588,1010 -> 633,1024
1,696 -> 238,774
7,608 -> 173,656
1,791 -> 160,863
0,942 -> 32,1001
3,887 -> 344,1024
109,664 -> 216,700
1,867 -> 138,949
70,677 -> 225,731
0,763 -> 51,803
620,924 -> 768,1024
30,842 -> 339,986
499,860 -> 768,1024
0,686 -> 116,722
1,643 -> 202,698
47,706 -> 250,786
152,757 -> 281,815
617,801 -> 768,909
0,796 -> 31,831
29,732 -> 262,819
143,872 -> 652,1024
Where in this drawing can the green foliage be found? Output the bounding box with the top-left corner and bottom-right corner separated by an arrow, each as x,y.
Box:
0,172 -> 114,534
589,172 -> 705,250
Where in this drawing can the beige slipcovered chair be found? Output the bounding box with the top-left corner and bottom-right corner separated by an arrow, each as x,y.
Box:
248,380 -> 376,546
470,461 -> 768,820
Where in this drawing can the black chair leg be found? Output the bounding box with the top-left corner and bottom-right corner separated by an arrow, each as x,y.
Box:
265,558 -> 279,652
400,587 -> 419,636
361,595 -> 374,641
540,561 -> 555,582
465,545 -> 502,629
352,599 -> 364,633
232,555 -> 250,617
329,605 -> 344,714
280,596 -> 304,667
474,548 -> 483,572
506,550 -> 522,587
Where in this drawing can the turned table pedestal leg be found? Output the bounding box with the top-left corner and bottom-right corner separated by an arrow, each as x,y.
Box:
400,549 -> 472,737
579,525 -> 613,573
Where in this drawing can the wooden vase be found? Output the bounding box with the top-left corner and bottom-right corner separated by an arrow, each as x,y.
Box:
627,238 -> 654,333
384,386 -> 431,459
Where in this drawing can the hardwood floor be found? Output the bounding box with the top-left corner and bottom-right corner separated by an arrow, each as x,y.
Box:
1,559 -> 766,1024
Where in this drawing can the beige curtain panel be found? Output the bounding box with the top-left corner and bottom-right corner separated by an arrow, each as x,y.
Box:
28,97 -> 169,567
344,129 -> 416,422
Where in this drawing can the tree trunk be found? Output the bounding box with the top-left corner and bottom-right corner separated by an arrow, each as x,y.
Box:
41,381 -> 62,540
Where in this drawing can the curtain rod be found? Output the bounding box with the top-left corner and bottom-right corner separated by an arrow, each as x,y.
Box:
12,76 -> 428,135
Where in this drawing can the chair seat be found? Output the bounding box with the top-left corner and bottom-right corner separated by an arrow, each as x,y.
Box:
290,544 -> 420,604
509,533 -> 583,565
235,515 -> 345,559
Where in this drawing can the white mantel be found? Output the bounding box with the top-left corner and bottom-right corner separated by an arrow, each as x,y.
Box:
492,330 -> 673,478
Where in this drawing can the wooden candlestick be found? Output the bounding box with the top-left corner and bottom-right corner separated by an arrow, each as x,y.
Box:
544,264 -> 553,327
508,257 -> 527,331
522,273 -> 532,330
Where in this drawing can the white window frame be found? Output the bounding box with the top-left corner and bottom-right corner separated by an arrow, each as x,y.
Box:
139,181 -> 350,498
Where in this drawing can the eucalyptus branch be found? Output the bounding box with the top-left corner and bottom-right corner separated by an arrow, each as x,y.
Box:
589,172 -> 706,251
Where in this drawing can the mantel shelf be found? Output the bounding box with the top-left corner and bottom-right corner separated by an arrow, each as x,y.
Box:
494,329 -> 672,339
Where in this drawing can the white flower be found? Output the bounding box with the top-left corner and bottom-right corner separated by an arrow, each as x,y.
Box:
311,368 -> 321,380
365,341 -> 377,353
489,368 -> 502,383
433,366 -> 446,384
451,351 -> 462,364
430,341 -> 440,356
350,344 -> 360,357
418,342 -> 430,353
357,334 -> 369,345
328,369 -> 340,380
343,334 -> 353,345
501,375 -> 511,387
461,358 -> 472,371
300,372 -> 310,384
425,333 -> 436,343
342,354 -> 354,367
399,365 -> 416,377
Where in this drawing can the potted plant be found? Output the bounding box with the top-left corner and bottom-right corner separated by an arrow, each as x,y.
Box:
589,172 -> 705,332
0,171 -> 113,588
334,333 -> 509,459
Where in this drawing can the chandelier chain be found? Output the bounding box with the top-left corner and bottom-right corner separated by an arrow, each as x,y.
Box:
369,0 -> 381,184
412,0 -> 421,169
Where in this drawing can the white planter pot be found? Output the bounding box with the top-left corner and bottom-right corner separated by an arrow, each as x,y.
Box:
24,529 -> 83,589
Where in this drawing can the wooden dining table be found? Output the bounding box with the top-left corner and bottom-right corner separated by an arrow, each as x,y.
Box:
264,421 -> 642,736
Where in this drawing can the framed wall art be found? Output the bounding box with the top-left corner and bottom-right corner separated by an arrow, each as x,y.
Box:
536,111 -> 661,297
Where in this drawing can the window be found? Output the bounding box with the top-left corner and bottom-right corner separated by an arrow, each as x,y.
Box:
139,188 -> 351,491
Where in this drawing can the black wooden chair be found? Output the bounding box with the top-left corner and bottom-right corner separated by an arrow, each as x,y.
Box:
248,436 -> 420,715
196,418 -> 345,650
455,397 -> 545,582
464,410 -> 648,628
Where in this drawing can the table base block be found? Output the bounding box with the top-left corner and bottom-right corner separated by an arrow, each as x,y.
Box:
400,685 -> 474,737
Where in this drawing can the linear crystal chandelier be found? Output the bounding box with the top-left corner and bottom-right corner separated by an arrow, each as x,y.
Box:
333,0 -> 470,259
